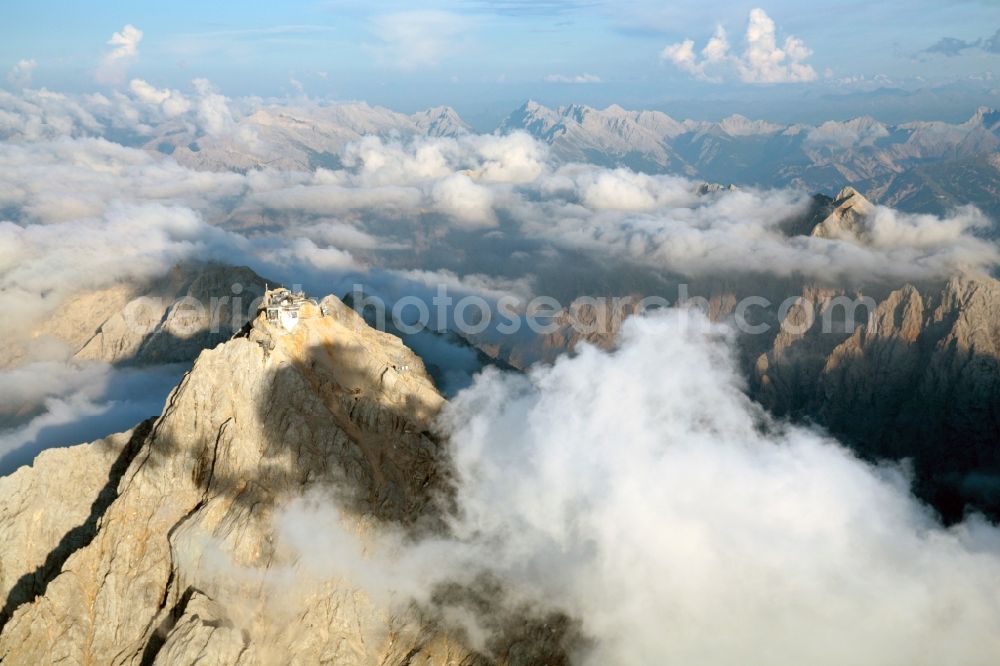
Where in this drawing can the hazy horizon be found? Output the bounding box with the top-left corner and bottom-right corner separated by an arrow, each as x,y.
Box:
5,2 -> 1000,128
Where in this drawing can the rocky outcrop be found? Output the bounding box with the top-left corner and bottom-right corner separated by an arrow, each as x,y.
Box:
73,263 -> 269,366
0,424 -> 149,628
810,187 -> 876,240
753,275 -> 1000,520
0,293 -> 573,664
6,262 -> 270,370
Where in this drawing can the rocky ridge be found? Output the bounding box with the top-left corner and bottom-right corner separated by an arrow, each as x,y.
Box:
753,273 -> 1000,517
5,262 -> 269,370
0,290 -> 573,664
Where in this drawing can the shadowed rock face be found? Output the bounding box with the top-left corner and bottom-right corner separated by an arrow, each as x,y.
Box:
505,273 -> 1000,521
4,262 -> 270,371
74,262 -> 270,366
0,293 -> 576,665
752,275 -> 1000,521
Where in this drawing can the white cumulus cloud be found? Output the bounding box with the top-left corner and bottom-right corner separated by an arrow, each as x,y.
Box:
432,173 -> 497,228
128,78 -> 191,117
662,8 -> 818,84
96,24 -> 143,85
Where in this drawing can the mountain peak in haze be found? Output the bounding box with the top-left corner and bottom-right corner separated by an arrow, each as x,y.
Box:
717,114 -> 785,136
498,100 -> 684,170
811,186 -> 876,240
968,106 -> 1000,130
410,105 -> 470,136
4,262 -> 271,371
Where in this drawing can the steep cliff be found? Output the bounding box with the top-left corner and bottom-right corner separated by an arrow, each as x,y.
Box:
755,275 -> 1000,518
0,294 -> 572,664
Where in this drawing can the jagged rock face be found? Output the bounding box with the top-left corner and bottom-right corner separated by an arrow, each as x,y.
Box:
0,296 -> 460,664
4,262 -> 270,370
0,427 -> 143,618
73,263 -> 269,366
468,266 -> 1000,520
753,275 -> 1000,520
0,293 -> 576,665
810,187 -> 876,240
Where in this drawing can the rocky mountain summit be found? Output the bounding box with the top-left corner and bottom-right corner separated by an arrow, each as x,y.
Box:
497,101 -> 685,173
0,291 -> 572,664
809,187 -> 876,240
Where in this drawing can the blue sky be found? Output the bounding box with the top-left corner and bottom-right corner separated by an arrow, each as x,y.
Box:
3,1 -> 999,125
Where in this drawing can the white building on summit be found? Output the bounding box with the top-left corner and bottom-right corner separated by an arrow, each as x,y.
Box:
264,287 -> 309,332
262,286 -> 332,332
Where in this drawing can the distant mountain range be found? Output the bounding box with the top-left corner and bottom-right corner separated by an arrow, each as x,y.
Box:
499,102 -> 1000,222
147,98 -> 1000,223
154,102 -> 470,172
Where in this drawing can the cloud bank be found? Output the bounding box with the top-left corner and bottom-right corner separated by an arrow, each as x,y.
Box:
1,80 -> 997,466
275,311 -> 1000,664
1,96 -> 996,337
